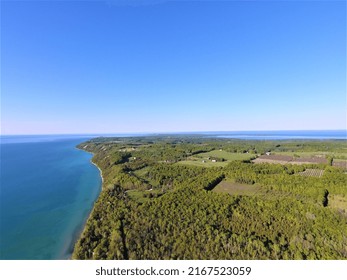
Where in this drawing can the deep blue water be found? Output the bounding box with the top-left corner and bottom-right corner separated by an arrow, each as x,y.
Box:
203,130 -> 346,140
0,136 -> 102,259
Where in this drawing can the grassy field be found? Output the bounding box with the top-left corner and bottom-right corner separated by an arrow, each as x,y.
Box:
133,166 -> 150,177
126,189 -> 149,203
177,150 -> 255,167
329,194 -> 347,215
195,150 -> 256,161
126,188 -> 164,203
177,160 -> 228,167
213,179 -> 261,196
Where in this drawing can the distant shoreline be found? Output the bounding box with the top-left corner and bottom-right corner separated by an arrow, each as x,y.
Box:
1,130 -> 346,142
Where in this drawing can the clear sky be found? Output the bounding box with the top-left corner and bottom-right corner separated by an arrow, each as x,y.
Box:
1,0 -> 346,134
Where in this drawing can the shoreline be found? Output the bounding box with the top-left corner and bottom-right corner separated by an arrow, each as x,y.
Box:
75,146 -> 104,185
90,160 -> 104,184
70,147 -> 104,259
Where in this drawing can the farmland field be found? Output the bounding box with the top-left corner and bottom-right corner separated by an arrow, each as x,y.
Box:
213,179 -> 261,196
177,150 -> 255,167
297,169 -> 324,177
329,194 -> 347,215
176,160 -> 227,167
195,150 -> 255,161
275,151 -> 347,159
333,159 -> 347,170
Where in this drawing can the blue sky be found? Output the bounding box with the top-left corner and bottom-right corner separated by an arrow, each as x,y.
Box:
1,0 -> 346,134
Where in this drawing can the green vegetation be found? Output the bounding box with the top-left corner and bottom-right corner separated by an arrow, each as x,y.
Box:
177,159 -> 228,167
213,179 -> 262,196
177,150 -> 255,167
73,136 -> 347,260
196,150 -> 255,161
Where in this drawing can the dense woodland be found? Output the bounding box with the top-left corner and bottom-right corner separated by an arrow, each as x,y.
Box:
73,136 -> 347,260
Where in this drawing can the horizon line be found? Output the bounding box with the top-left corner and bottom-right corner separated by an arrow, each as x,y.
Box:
1,129 -> 346,137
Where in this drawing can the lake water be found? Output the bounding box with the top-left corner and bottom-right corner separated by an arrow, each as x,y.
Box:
0,135 -> 102,259
204,130 -> 346,140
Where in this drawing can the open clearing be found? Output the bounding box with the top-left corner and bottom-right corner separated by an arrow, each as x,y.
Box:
332,159 -> 347,170
213,180 -> 261,196
177,150 -> 254,167
126,188 -> 163,203
253,154 -> 327,165
195,150 -> 255,161
275,151 -> 347,159
329,195 -> 347,216
177,160 -> 227,167
133,166 -> 150,177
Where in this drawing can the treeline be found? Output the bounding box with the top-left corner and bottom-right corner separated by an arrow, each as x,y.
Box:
82,136 -> 347,156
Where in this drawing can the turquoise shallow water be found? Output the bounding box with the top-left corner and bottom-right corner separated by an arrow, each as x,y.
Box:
0,136 -> 101,259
